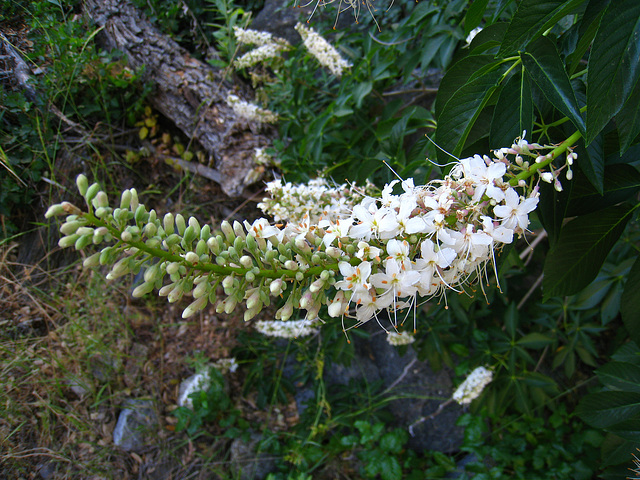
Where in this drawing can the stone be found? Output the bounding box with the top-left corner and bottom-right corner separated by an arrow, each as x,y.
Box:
113,398 -> 158,451
229,433 -> 277,480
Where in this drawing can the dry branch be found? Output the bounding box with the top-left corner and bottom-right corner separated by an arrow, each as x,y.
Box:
83,0 -> 274,196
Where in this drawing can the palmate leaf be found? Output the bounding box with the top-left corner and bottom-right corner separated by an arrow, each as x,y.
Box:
434,54 -> 497,120
616,77 -> 640,153
542,203 -> 637,299
622,255 -> 640,346
435,63 -> 505,162
490,69 -> 533,149
498,0 -> 586,56
521,37 -> 585,135
566,164 -> 640,216
576,391 -> 640,429
597,362 -> 640,393
586,0 -> 640,144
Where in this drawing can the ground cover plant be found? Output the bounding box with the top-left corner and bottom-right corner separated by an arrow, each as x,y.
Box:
2,0 -> 640,478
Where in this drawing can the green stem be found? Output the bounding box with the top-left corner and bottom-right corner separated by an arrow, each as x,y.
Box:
509,130 -> 582,186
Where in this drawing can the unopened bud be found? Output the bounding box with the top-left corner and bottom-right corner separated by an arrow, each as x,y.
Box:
76,174 -> 89,196
92,191 -> 109,209
184,251 -> 199,264
163,213 -> 175,233
83,252 -> 101,268
182,296 -> 208,319
188,217 -> 201,237
45,204 -> 65,218
175,214 -> 186,235
85,183 -> 100,203
60,221 -> 81,235
193,281 -> 210,299
59,234 -> 80,249
75,234 -> 92,250
120,190 -> 132,209
285,260 -> 298,271
221,221 -> 235,243
240,255 -> 253,268
132,281 -> 155,298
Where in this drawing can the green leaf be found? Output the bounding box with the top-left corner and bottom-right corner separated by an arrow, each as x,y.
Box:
352,81 -> 372,109
537,178 -> 572,246
612,342 -> 640,366
566,164 -> 640,216
617,77 -> 640,153
577,391 -> 640,428
566,0 -> 610,75
379,430 -> 407,454
586,0 -> 640,143
499,0 -> 586,56
435,65 -> 504,161
543,204 -> 637,299
572,133 -> 605,195
379,455 -> 402,480
622,255 -> 640,346
490,69 -> 533,148
435,54 -> 498,120
521,37 -> 585,134
517,332 -> 554,349
607,417 -> 640,442
597,362 -> 640,393
464,0 -> 490,35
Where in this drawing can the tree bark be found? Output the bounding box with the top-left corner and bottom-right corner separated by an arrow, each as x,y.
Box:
83,0 -> 274,197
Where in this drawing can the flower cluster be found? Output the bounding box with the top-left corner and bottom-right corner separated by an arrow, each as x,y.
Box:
295,23 -> 352,77
232,26 -> 276,47
451,366 -> 493,405
257,177 -> 372,224
386,331 -> 415,346
254,318 -> 320,338
226,94 -> 278,124
232,27 -> 291,70
45,135 -> 572,338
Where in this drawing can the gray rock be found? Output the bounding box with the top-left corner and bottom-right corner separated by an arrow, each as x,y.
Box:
229,433 -> 276,480
113,399 -> 158,451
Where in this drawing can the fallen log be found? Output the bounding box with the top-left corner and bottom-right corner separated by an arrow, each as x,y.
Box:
83,0 -> 274,197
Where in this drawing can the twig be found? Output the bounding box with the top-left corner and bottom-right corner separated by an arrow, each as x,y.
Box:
382,357 -> 417,394
408,398 -> 454,437
516,273 -> 544,310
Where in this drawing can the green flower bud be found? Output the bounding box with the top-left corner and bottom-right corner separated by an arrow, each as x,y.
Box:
76,227 -> 94,236
182,226 -> 196,248
239,255 -> 253,268
233,221 -> 246,240
120,190 -> 132,210
148,210 -> 157,223
295,272 -> 304,282
200,224 -> 211,240
163,213 -> 175,234
143,264 -> 160,283
276,297 -> 294,321
224,296 -> 238,314
216,256 -> 227,266
92,191 -> 109,209
196,239 -> 207,256
166,262 -> 180,275
59,234 -> 80,249
60,221 -> 81,235
320,270 -> 331,281
188,217 -> 201,237
129,188 -> 139,211
245,271 -> 256,283
245,233 -> 257,251
182,296 -> 208,318
193,280 -> 210,299
233,236 -> 245,253
132,281 -> 155,298
265,250 -> 278,263
76,174 -> 89,197
244,305 -> 261,321
94,207 -> 111,219
121,231 -> 133,242
227,246 -> 238,258
134,204 -> 148,225
144,222 -> 157,237
83,252 -> 101,268
175,214 -> 186,235
311,253 -> 321,265
159,283 -> 175,296
75,234 -> 92,250
45,204 -> 65,218
346,244 -> 356,255
207,237 -> 221,255
168,284 -> 184,303
284,260 -> 298,271
164,234 -> 181,247
221,221 -> 235,243
85,183 -> 100,204
184,252 -> 199,264
269,278 -> 284,296
99,247 -> 115,265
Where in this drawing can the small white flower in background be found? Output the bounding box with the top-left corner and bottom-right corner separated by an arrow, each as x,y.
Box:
452,366 -> 493,406
386,331 -> 415,346
234,43 -> 284,69
226,94 -> 278,124
295,23 -> 352,77
213,357 -> 238,374
254,318 -> 320,338
233,26 -> 274,46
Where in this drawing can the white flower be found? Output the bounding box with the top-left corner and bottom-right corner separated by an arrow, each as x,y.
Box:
334,261 -> 372,294
452,366 -> 493,406
493,188 -> 539,232
234,43 -> 283,69
233,26 -> 274,46
295,23 -> 352,77
226,94 -> 278,124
